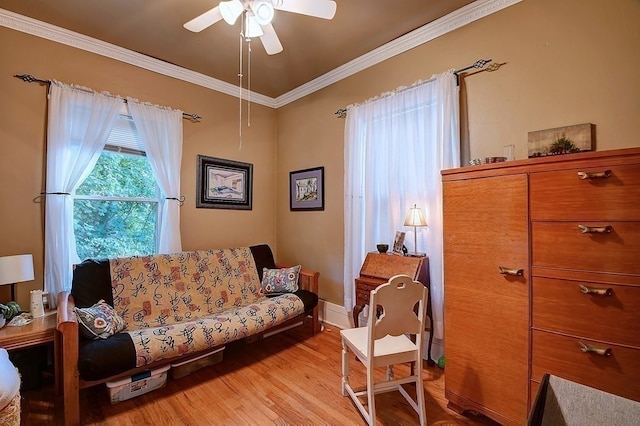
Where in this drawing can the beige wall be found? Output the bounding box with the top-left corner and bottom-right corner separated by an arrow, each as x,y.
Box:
2,0 -> 639,310
0,28 -> 277,308
276,0 -> 640,306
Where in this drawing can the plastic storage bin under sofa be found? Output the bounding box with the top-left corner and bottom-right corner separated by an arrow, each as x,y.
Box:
170,347 -> 224,380
106,365 -> 170,404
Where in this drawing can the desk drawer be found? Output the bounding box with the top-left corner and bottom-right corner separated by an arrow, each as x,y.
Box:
530,164 -> 640,221
532,330 -> 640,402
532,277 -> 640,347
532,221 -> 640,275
355,278 -> 380,305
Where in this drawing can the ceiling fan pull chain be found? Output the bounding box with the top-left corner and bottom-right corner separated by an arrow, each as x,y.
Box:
238,20 -> 244,150
248,40 -> 251,128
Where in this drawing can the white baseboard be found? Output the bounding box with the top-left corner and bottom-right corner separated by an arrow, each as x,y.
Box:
318,300 -> 352,330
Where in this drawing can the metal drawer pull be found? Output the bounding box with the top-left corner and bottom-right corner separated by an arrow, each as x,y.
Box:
579,284 -> 613,296
579,341 -> 611,357
577,170 -> 611,180
578,224 -> 612,234
499,266 -> 523,276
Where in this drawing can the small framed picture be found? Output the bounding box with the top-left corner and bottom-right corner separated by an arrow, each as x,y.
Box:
393,231 -> 406,254
290,166 -> 324,211
196,155 -> 253,210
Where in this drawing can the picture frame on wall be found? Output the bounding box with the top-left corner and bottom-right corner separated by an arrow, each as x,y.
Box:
196,155 -> 253,210
290,166 -> 324,211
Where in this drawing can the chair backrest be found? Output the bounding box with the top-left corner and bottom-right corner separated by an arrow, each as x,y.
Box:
367,274 -> 428,341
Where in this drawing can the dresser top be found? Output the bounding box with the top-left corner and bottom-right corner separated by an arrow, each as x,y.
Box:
442,147 -> 640,181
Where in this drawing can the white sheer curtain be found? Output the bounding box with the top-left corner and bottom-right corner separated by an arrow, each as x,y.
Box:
343,70 -> 460,341
127,99 -> 183,254
44,82 -> 122,305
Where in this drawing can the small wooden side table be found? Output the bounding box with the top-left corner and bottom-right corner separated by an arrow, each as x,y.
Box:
0,310 -> 57,391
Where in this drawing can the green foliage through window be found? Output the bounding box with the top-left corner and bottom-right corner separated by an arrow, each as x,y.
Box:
74,150 -> 158,260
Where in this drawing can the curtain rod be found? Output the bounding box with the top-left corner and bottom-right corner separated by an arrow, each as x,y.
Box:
14,74 -> 202,122
334,58 -> 492,118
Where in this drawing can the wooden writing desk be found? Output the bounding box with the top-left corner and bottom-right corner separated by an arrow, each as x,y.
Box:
353,252 -> 434,365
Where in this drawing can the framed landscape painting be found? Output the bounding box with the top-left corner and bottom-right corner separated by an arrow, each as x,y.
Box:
290,166 -> 324,211
527,123 -> 595,158
196,155 -> 253,210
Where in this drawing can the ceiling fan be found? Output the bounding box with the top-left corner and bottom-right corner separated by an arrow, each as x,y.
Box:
184,0 -> 337,55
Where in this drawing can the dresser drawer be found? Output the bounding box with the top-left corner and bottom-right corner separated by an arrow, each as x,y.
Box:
532,221 -> 640,275
532,277 -> 640,347
532,330 -> 640,402
530,164 -> 640,221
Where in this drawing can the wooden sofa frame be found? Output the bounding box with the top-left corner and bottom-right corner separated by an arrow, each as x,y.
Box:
56,266 -> 320,426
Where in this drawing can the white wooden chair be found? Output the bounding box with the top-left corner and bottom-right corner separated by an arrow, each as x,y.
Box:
341,274 -> 429,426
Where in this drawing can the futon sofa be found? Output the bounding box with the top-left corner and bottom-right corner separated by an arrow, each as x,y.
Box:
56,244 -> 319,425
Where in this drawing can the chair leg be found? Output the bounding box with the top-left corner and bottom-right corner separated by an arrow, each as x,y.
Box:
415,363 -> 427,426
341,340 -> 349,396
367,364 -> 376,426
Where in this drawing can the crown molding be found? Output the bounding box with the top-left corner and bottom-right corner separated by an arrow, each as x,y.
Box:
1,0 -> 521,110
274,0 -> 522,107
0,8 -> 276,108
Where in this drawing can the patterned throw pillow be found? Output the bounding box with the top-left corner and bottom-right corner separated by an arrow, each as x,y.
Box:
261,265 -> 301,295
75,300 -> 125,340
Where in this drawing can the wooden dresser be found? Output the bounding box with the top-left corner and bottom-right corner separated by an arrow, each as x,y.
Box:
442,147 -> 640,424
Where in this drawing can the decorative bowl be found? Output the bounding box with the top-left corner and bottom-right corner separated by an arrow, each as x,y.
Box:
376,244 -> 389,254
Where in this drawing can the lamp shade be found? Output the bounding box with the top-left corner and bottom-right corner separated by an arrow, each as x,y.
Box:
245,13 -> 265,38
0,254 -> 34,286
251,1 -> 275,25
404,205 -> 427,227
219,0 -> 244,25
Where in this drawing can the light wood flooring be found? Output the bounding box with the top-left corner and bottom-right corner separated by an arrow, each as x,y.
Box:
21,323 -> 497,425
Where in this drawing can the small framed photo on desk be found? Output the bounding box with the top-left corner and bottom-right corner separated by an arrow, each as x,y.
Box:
392,231 -> 405,255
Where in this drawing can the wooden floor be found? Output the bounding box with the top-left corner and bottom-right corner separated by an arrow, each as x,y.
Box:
21,324 -> 497,425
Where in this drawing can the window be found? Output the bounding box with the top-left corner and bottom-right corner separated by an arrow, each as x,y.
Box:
73,113 -> 159,260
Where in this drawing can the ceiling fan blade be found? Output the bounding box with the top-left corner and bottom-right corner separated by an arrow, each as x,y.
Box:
184,6 -> 223,32
259,23 -> 283,55
273,0 -> 337,19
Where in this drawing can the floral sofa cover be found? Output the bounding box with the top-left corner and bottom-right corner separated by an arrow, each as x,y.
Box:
57,244 -> 319,425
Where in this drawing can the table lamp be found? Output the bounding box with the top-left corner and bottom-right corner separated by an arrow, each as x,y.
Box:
0,254 -> 34,302
403,204 -> 428,257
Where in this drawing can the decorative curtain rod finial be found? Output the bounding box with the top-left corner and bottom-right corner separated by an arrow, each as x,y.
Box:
335,108 -> 347,119
182,112 -> 202,122
14,74 -> 50,85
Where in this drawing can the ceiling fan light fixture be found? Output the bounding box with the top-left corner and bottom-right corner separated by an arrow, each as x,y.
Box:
219,0 -> 244,25
251,1 -> 275,26
245,13 -> 264,38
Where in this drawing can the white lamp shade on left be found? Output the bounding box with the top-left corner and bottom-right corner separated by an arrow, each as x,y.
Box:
0,254 -> 34,286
